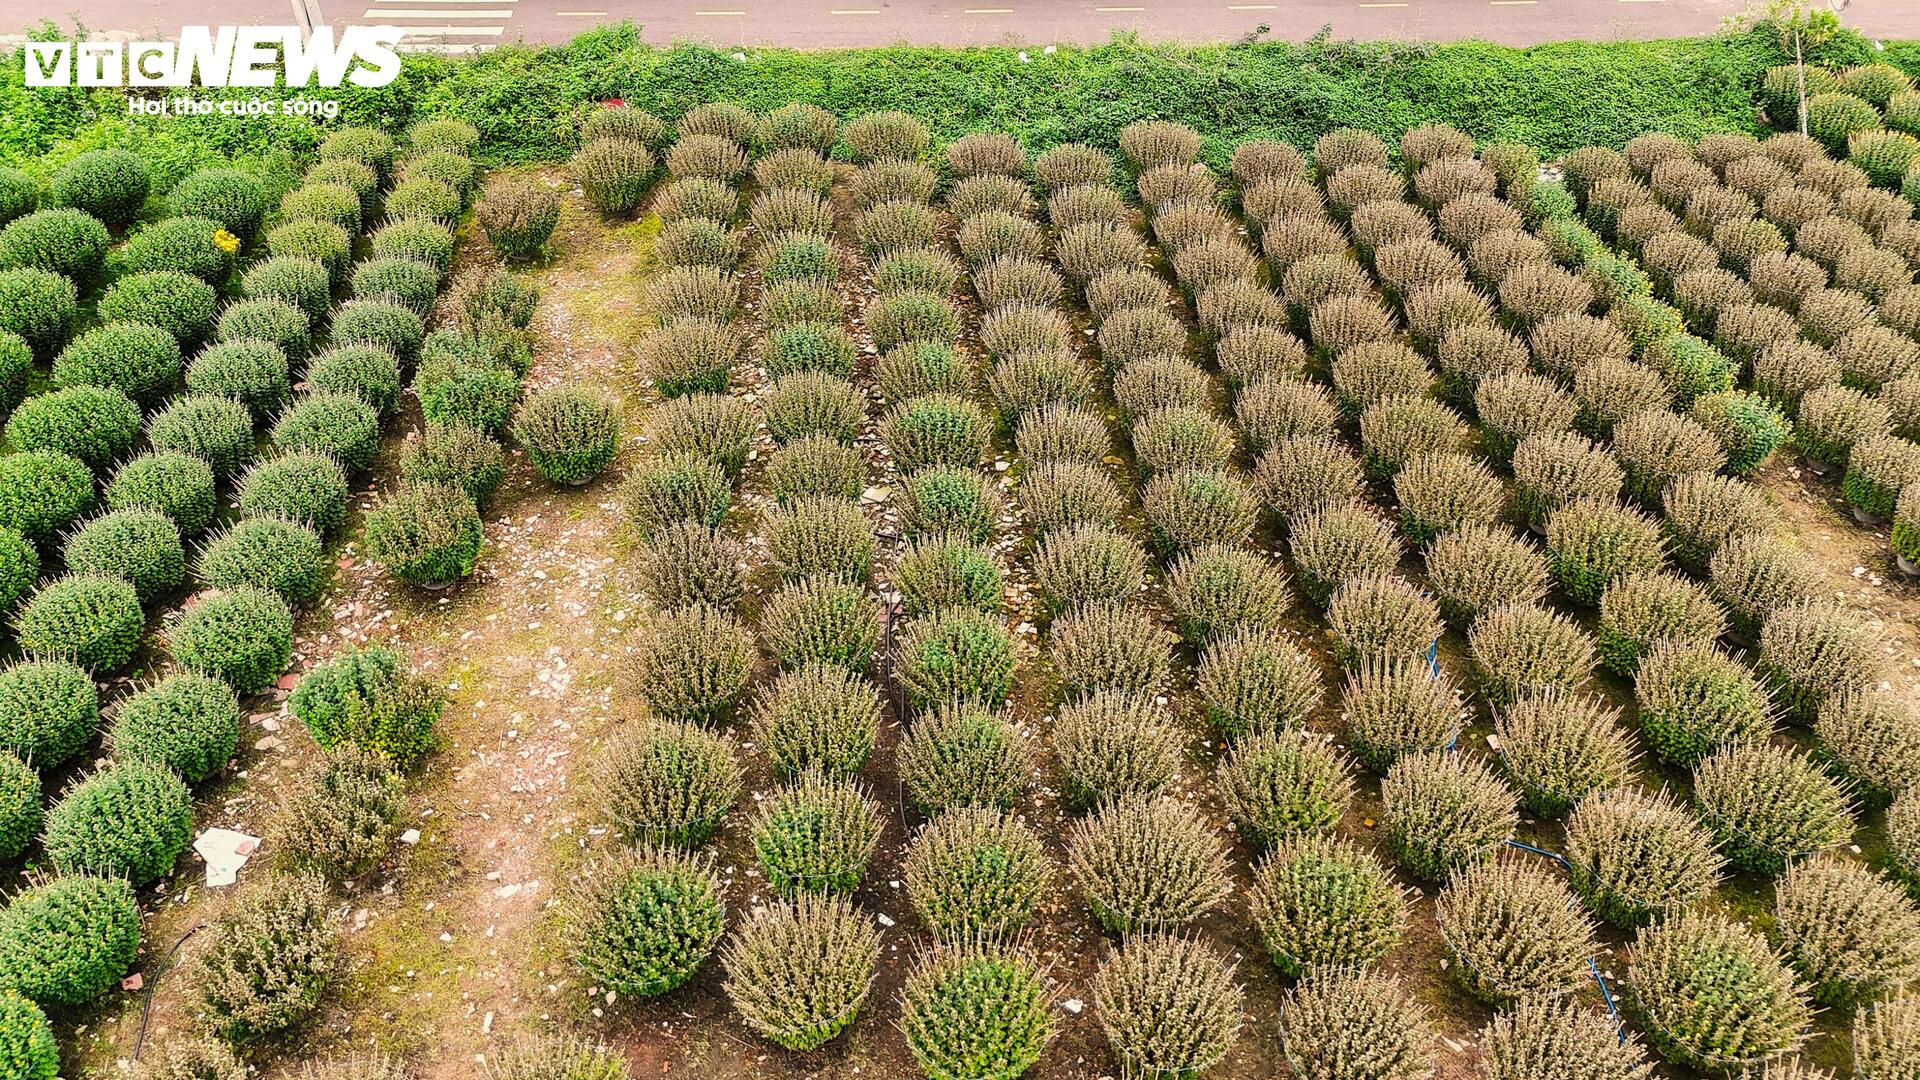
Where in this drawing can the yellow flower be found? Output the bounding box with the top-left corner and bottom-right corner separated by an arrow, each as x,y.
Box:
212,228 -> 240,254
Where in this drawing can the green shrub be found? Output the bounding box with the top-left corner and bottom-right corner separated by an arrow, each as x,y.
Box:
109,671 -> 239,784
623,452 -> 730,538
750,663 -> 879,781
1067,794 -> 1229,933
15,574 -> 144,674
1627,908 -> 1812,1070
166,168 -> 270,237
599,719 -> 740,848
1757,600 -> 1882,725
1592,568 -> 1722,675
50,149 -> 148,226
1467,602 -> 1596,708
272,393 -> 382,475
216,297 -> 311,364
383,177 -> 462,224
0,659 -> 99,769
899,941 -> 1054,1080
564,846 -> 723,999
0,988 -> 56,1080
1254,827 -> 1406,983
761,579 -> 879,673
751,770 -> 882,896
1774,853 -> 1920,1009
899,465 -> 999,545
0,209 -> 109,285
641,319 -> 736,398
896,537 -> 1002,616
0,449 -> 92,545
53,321 -> 184,407
903,807 -> 1049,939
192,870 -> 338,1042
237,452 -> 350,536
0,525 -> 34,615
1543,499 -> 1666,607
583,103 -> 665,146
42,759 -> 193,883
572,138 -> 656,215
263,218 -> 352,289
414,347 -> 522,436
1218,730 -> 1350,846
280,183 -> 361,234
881,393 -> 989,472
1560,782 -> 1722,931
305,158 -> 380,218
4,384 -> 141,471
763,436 -> 859,507
1191,629 -> 1323,742
896,702 -> 1025,813
289,646 -> 443,769
0,268 -> 76,359
197,517 -> 326,603
186,339 -> 291,422
1497,688 -> 1636,817
306,344 -> 402,417
318,126 -> 396,178
511,386 -> 622,486
370,218 -> 455,277
0,874 -> 140,1008
169,586 -> 294,695
364,482 -> 485,589
1695,740 -> 1853,875
350,257 -> 440,319
722,894 -> 879,1052
766,321 -> 856,380
650,391 -> 755,478
63,508 -> 186,602
97,271 -> 217,347
1633,636 -> 1774,765
1380,750 -> 1517,883
896,607 -> 1015,709
0,167 -> 33,226
268,745 -> 405,883
1435,855 -> 1595,1005
394,425 -> 501,514
0,750 -> 38,861
147,394 -> 255,479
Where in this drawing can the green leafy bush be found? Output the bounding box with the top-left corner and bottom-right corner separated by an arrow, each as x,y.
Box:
899,941 -> 1054,1080
600,719 -> 740,847
623,452 -> 731,538
0,267 -> 77,358
514,386 -> 623,485
903,808 -> 1050,938
237,452 -> 350,536
105,449 -> 217,538
0,167 -> 33,226
0,209 -> 110,285
633,604 -> 755,726
370,218 -> 455,277
1218,731 -> 1351,846
564,847 -> 723,999
0,526 -> 34,618
4,384 -> 141,471
15,574 -> 145,674
272,393 -> 382,475
280,183 -> 361,234
170,168 -> 269,241
196,517 -> 326,603
51,322 -> 182,406
751,770 -> 882,896
192,870 -> 338,1042
0,989 -> 56,1080
414,346 -> 522,436
290,646 -> 443,770
350,257 -> 439,318
217,297 -> 311,363
0,874 -> 141,1007
400,424 -> 505,510
0,450 -> 93,545
896,607 -> 1015,709
51,149 -> 148,226
169,586 -> 294,695
383,176 -> 462,223
1066,795 -> 1229,933
1626,908 -> 1812,1070
722,894 -> 880,1051
0,659 -> 99,769
896,702 -> 1025,814
0,751 -> 37,862
42,760 -> 193,883
63,508 -> 186,602
96,272 -> 217,347
307,344 -> 403,416
364,482 -> 485,588
186,339 -> 291,422
1250,831 -> 1403,976
147,394 -> 255,478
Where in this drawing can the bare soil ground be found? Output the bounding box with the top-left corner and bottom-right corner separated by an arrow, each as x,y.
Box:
71,167 -> 1920,1080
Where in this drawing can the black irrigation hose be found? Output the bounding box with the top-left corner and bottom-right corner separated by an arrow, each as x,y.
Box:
131,921 -> 208,1062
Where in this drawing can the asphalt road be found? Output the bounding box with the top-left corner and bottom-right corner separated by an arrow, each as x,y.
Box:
15,0 -> 1916,53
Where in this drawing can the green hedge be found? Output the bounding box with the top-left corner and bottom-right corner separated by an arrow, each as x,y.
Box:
1,22 -> 1907,180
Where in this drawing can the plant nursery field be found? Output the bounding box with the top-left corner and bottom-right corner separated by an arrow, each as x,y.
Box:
4,22 -> 1920,1080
